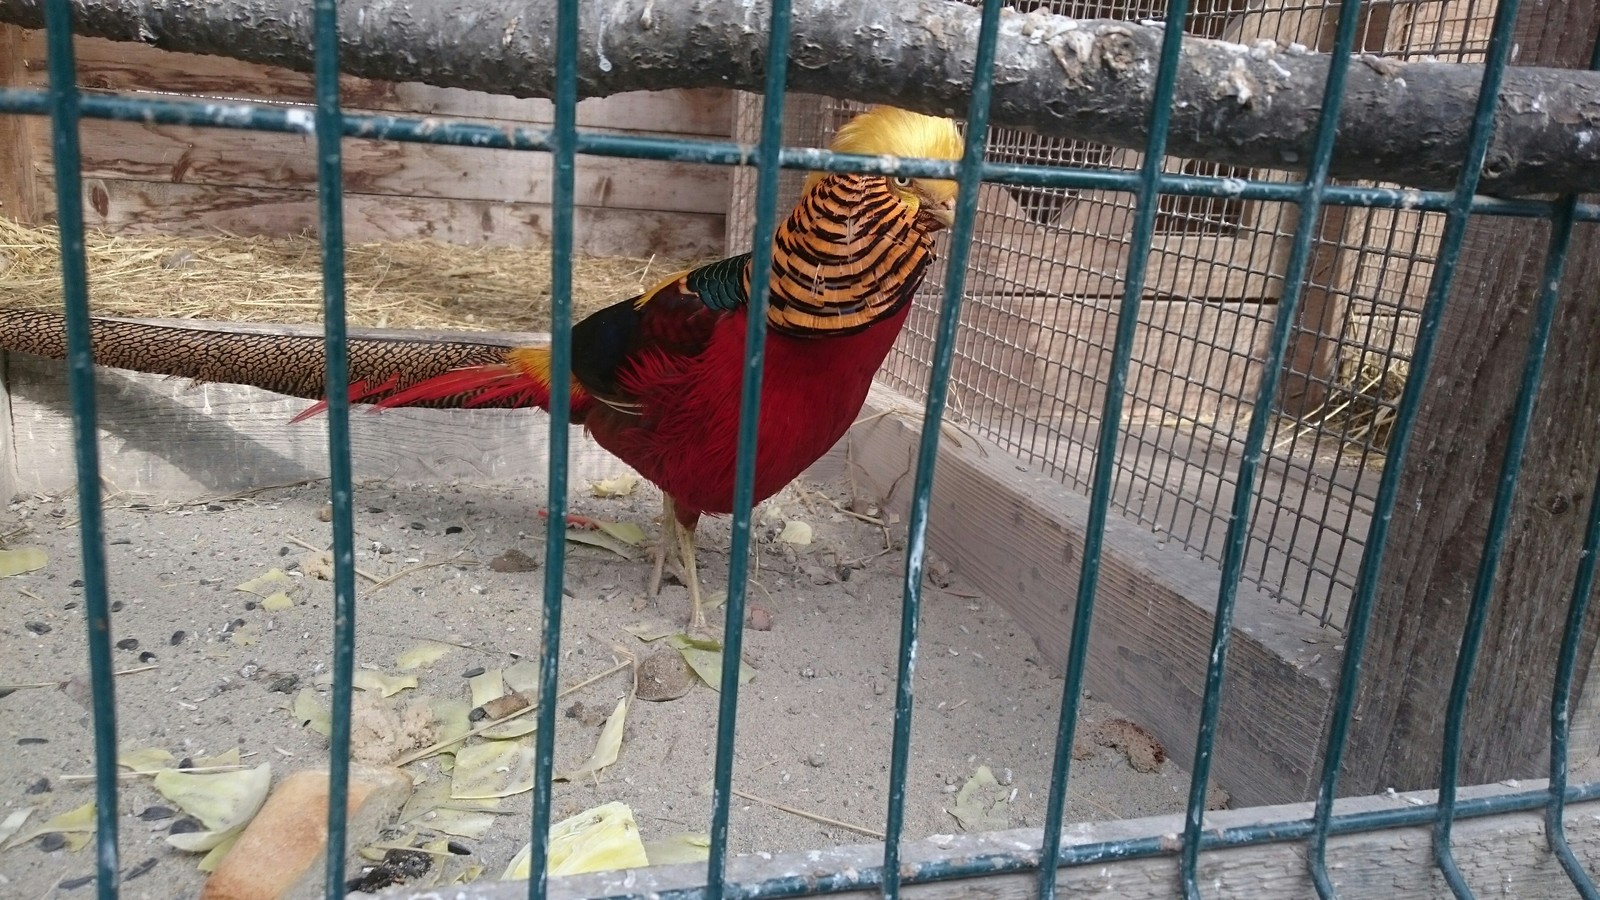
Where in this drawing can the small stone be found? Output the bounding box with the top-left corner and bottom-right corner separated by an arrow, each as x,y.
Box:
24,621 -> 51,635
318,504 -> 333,522
238,662 -> 260,679
747,604 -> 773,631
266,674 -> 299,694
116,638 -> 139,651
489,549 -> 539,573
806,752 -> 825,768
25,777 -> 50,795
800,666 -> 816,679
635,646 -> 695,702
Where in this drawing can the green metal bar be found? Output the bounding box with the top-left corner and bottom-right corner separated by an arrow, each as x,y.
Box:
1308,0 -> 1524,895
1550,454 -> 1600,900
2,88 -> 1596,222
607,782 -> 1600,900
1538,37 -> 1600,900
880,0 -> 1003,896
526,0 -> 579,893
40,2 -> 120,897
1034,4 -> 1191,897
307,0 -> 357,895
705,1 -> 791,895
1182,0 -> 1364,891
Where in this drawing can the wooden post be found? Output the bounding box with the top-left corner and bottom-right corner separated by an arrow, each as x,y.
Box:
0,24 -> 37,224
1341,9 -> 1600,794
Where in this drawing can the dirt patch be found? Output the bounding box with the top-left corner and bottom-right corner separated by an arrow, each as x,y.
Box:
0,474 -> 1211,896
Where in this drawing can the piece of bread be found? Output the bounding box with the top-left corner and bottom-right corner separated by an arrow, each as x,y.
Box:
200,766 -> 413,900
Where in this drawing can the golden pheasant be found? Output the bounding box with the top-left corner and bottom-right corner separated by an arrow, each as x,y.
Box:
0,105 -> 963,628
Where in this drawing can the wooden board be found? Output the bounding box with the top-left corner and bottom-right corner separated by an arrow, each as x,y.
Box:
406,780 -> 1600,899
844,383 -> 1340,807
45,177 -> 725,259
33,118 -> 730,214
0,25 -> 37,224
22,33 -> 733,136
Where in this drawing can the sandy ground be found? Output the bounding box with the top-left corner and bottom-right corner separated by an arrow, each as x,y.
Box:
0,473 -> 1218,897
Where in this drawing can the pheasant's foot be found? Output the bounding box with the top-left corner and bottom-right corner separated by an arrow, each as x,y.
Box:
676,518 -> 707,631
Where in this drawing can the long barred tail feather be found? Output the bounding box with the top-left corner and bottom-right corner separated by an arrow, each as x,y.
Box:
0,309 -> 585,420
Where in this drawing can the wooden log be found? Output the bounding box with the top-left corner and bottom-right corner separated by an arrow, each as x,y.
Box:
22,33 -> 734,137
1342,0 -> 1600,795
844,383 -> 1339,807
33,118 -> 730,215
3,323 -> 634,498
0,24 -> 37,223
46,177 -> 725,259
388,779 -> 1600,899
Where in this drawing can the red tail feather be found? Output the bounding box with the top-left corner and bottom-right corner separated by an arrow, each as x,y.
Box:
288,347 -> 589,423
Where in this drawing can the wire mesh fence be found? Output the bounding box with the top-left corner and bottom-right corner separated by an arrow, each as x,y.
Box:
731,0 -> 1509,632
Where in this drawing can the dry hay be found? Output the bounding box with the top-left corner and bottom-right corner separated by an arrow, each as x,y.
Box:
0,218 -> 699,332
1274,343 -> 1408,458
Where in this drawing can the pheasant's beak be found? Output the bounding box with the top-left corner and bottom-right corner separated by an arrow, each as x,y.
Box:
921,197 -> 956,231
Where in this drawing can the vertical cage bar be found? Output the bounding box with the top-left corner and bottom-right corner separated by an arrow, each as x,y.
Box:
880,0 -> 1003,896
526,0 -> 579,893
1433,141 -> 1577,898
1542,44 -> 1600,900
41,1 -> 120,896
1550,429 -> 1600,900
1180,0 -> 1365,891
309,0 -> 357,894
705,1 -> 791,895
1309,0 -> 1525,894
1030,5 -> 1196,890
1035,5 -> 1191,896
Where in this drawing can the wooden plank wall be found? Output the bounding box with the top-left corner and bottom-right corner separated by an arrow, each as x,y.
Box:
7,30 -> 732,259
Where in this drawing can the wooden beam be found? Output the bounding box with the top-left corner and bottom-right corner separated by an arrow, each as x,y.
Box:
0,24 -> 37,223
1342,0 -> 1600,796
844,384 -> 1339,807
397,780 -> 1600,899
43,177 -> 725,259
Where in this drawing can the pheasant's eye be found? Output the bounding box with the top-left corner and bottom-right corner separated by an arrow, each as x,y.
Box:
891,176 -> 912,189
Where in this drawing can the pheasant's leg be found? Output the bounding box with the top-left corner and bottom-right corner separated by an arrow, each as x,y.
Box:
677,516 -> 706,630
648,496 -> 677,597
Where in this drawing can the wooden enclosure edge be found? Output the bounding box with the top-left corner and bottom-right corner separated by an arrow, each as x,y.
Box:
846,384 -> 1339,808
0,350 -> 16,506
376,779 -> 1600,900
